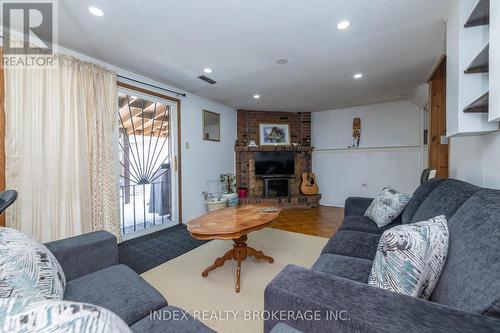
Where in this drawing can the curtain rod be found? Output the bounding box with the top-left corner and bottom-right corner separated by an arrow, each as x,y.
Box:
0,34 -> 187,98
117,74 -> 186,98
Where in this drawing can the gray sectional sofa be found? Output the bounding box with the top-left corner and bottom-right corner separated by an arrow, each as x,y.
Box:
264,179 -> 500,332
45,231 -> 214,333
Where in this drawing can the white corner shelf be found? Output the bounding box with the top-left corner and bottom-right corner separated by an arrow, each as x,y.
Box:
489,0 -> 500,121
447,0 -> 499,136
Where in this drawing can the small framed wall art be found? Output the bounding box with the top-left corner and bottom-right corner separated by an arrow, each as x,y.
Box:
259,123 -> 290,146
202,110 -> 221,142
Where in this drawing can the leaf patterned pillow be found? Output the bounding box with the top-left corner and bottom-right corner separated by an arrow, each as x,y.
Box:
368,215 -> 449,299
0,298 -> 132,333
0,227 -> 66,300
364,186 -> 412,227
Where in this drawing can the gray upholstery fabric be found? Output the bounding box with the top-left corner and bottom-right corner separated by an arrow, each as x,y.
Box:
339,215 -> 401,234
45,231 -> 118,281
264,265 -> 500,333
266,179 -> 500,331
321,230 -> 380,260
410,179 -> 480,224
269,323 -> 303,333
131,306 -> 215,333
64,264 -> 167,326
344,197 -> 374,217
312,253 -> 372,283
401,178 -> 446,224
430,189 -> 500,317
0,190 -> 18,214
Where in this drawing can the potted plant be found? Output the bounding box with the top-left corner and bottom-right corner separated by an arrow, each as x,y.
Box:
220,174 -> 239,206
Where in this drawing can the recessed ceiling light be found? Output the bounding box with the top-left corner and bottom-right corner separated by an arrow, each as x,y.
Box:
337,20 -> 350,30
275,58 -> 288,65
203,68 -> 212,74
353,73 -> 363,79
89,6 -> 104,17
253,94 -> 260,99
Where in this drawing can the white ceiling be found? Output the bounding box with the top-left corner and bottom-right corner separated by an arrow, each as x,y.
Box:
55,0 -> 454,111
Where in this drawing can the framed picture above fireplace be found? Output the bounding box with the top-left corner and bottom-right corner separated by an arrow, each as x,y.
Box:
259,123 -> 290,146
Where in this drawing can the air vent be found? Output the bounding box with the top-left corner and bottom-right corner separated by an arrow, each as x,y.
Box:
198,75 -> 217,85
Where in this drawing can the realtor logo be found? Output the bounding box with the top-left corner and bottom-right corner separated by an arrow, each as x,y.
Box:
2,1 -> 57,67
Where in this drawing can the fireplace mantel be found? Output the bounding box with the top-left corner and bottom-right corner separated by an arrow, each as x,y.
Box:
234,146 -> 314,152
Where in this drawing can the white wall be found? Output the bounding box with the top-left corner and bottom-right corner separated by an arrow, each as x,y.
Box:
37,44 -> 237,224
312,100 -> 424,207
181,97 -> 235,222
450,131 -> 500,189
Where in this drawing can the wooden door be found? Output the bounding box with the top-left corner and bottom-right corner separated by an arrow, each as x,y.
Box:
428,57 -> 449,178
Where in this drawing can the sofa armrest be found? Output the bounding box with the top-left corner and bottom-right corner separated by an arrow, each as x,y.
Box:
344,197 -> 373,217
45,231 -> 118,281
264,265 -> 500,333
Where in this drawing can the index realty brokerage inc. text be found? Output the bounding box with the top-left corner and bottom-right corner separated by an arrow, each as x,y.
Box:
150,309 -> 350,322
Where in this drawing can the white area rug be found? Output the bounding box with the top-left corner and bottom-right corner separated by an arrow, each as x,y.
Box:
142,228 -> 328,333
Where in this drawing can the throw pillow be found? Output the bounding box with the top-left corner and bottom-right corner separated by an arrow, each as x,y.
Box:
0,298 -> 132,333
364,186 -> 412,227
0,227 -> 66,300
368,215 -> 449,299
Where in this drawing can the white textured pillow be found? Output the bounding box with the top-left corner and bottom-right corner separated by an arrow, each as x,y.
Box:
0,227 -> 66,300
0,298 -> 131,333
368,215 -> 449,299
365,186 -> 412,227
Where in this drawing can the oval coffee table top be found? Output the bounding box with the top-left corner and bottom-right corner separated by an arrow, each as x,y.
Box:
187,204 -> 282,240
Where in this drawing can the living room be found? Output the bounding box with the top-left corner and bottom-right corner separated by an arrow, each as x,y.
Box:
1,1 -> 499,332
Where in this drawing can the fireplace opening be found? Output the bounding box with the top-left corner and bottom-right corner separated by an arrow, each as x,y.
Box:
263,178 -> 290,197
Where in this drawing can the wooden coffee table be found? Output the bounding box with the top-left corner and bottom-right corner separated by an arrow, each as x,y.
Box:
187,205 -> 281,292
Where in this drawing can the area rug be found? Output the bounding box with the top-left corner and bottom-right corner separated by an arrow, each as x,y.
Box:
119,225 -> 209,274
142,228 -> 328,333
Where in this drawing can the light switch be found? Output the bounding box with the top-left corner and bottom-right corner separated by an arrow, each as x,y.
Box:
185,141 -> 190,149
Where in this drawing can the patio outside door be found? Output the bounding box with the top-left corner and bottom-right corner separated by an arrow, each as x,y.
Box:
117,89 -> 179,239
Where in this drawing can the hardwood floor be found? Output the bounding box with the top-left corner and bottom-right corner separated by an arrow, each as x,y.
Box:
271,206 -> 344,238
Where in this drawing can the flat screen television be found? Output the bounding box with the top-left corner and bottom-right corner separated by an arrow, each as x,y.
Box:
255,152 -> 295,176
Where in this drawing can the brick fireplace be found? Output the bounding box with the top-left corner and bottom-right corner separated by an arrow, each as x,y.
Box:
235,110 -> 320,208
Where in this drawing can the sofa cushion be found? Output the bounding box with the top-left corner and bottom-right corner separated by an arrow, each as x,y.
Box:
269,323 -> 303,333
339,216 -> 401,234
401,178 -> 446,224
430,189 -> 500,317
364,187 -> 412,227
368,215 -> 449,299
312,253 -> 373,283
64,264 -> 167,325
0,227 -> 66,300
410,179 -> 480,224
131,306 -> 215,333
321,231 -> 380,260
45,231 -> 118,281
1,297 -> 131,333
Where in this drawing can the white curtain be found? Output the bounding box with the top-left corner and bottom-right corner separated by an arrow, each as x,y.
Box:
4,54 -> 121,242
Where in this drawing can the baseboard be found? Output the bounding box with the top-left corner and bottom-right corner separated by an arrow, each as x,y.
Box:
319,201 -> 345,208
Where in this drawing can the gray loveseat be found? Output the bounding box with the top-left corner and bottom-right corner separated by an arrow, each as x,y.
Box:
264,179 -> 500,332
45,231 -> 214,332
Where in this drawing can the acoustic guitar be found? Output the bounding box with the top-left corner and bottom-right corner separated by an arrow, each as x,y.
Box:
300,172 -> 319,195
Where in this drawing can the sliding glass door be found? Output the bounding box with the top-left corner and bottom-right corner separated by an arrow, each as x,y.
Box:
117,90 -> 179,238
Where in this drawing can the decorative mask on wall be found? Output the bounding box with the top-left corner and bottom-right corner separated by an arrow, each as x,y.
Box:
352,117 -> 361,148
